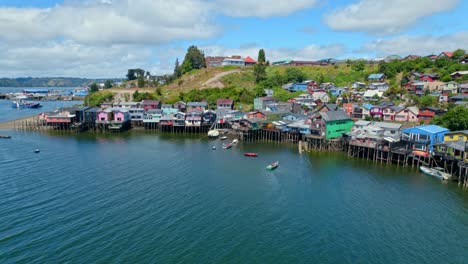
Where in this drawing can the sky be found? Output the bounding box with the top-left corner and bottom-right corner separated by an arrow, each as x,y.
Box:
0,0 -> 466,78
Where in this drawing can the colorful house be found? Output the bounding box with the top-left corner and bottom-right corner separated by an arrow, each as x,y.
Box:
202,110 -> 217,126
401,125 -> 449,154
254,97 -> 278,110
143,109 -> 163,125
245,111 -> 267,120
141,100 -> 161,111
185,109 -> 203,127
318,103 -> 338,113
287,120 -> 311,135
382,106 -> 403,121
310,110 -> 354,139
187,102 -> 208,111
418,107 -> 445,124
368,73 -> 385,82
216,99 -> 234,110
394,107 -> 419,122
173,101 -> 187,112
370,106 -> 383,119
244,56 -> 257,66
434,141 -> 468,162
96,108 -> 131,131
444,131 -> 468,142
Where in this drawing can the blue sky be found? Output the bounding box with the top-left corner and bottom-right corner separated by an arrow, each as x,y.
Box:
0,0 -> 466,77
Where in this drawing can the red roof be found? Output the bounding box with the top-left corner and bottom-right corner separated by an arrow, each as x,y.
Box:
440,52 -> 454,58
244,56 -> 257,63
217,99 -> 234,105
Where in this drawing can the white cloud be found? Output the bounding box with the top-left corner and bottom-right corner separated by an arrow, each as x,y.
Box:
0,0 -> 218,45
360,31 -> 468,56
202,44 -> 345,61
324,0 -> 460,34
216,0 -> 317,17
0,41 -> 157,78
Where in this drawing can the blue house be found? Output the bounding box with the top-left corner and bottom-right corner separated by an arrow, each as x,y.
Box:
402,125 -> 449,153
368,73 -> 386,82
283,114 -> 307,122
329,88 -> 344,97
287,120 -> 311,135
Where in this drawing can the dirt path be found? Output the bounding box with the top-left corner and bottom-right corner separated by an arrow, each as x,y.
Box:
202,70 -> 241,88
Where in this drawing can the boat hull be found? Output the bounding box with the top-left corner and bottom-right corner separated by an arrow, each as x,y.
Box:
244,153 -> 258,157
420,166 -> 451,180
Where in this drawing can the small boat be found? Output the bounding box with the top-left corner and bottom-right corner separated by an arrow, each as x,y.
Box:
0,135 -> 11,139
244,152 -> 258,157
212,146 -> 216,150
220,136 -> 228,140
208,130 -> 220,138
34,149 -> 40,153
223,143 -> 232,149
420,166 -> 451,180
12,100 -> 42,109
266,161 -> 279,170
231,139 -> 239,144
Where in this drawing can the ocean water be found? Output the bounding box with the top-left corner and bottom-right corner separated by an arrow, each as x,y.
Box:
0,87 -> 82,123
0,130 -> 467,263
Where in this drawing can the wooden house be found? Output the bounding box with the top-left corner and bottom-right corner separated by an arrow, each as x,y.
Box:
174,101 -> 187,112
318,103 -> 338,113
254,97 -> 278,110
368,73 -> 385,82
444,131 -> 468,142
434,141 -> 468,162
310,110 -> 354,139
382,106 -> 403,121
216,99 -> 234,110
141,100 -> 161,111
244,56 -> 257,66
437,52 -> 453,59
173,112 -> 186,126
202,110 -> 217,126
394,107 -> 419,122
245,111 -> 266,120
287,120 -> 311,135
370,106 -> 383,119
96,108 -> 131,131
185,109 -> 203,127
402,125 -> 449,155
450,71 -> 468,80
418,107 -> 445,124
143,109 -> 163,127
45,109 -> 77,127
187,102 -> 208,111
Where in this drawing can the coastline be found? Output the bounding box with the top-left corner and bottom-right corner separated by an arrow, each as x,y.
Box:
0,115 -> 38,130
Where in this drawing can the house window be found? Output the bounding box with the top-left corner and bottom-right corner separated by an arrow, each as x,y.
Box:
117,117 -> 122,121
419,134 -> 429,141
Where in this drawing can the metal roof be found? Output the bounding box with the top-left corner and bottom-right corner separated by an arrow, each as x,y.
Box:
373,122 -> 402,130
368,73 -> 385,79
321,110 -> 351,122
403,125 -> 449,134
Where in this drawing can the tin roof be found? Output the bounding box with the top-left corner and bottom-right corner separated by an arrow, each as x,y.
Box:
321,110 -> 350,122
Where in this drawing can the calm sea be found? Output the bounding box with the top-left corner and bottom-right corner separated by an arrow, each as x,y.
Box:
0,87 -> 82,123
0,130 -> 467,263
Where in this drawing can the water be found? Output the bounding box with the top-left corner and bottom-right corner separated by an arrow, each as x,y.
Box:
0,130 -> 467,263
0,87 -> 82,123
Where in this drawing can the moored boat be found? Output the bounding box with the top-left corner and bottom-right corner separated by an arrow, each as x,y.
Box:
12,100 -> 42,109
244,152 -> 258,157
220,136 -> 228,140
266,161 -> 279,170
420,166 -> 451,180
34,148 -> 40,153
0,135 -> 12,139
208,130 -> 220,138
231,139 -> 239,144
223,143 -> 232,149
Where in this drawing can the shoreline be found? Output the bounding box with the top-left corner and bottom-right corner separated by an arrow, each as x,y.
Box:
0,115 -> 38,130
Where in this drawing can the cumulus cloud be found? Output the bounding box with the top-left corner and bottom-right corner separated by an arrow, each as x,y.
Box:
360,31 -> 468,56
216,0 -> 317,17
324,0 -> 460,34
0,41 -> 157,78
0,0 -> 218,45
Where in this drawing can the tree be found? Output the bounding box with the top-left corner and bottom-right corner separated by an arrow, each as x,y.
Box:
137,77 -> 145,88
173,58 -> 182,79
351,60 -> 365,72
181,46 -> 206,74
431,106 -> 468,130
156,87 -> 162,96
285,68 -> 306,83
126,69 -> 136,81
452,49 -> 466,60
132,90 -> 140,101
258,49 -> 266,63
253,64 -> 267,83
104,80 -> 113,89
89,83 -> 99,93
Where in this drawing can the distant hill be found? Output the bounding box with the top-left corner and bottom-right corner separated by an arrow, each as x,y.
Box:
0,77 -> 123,87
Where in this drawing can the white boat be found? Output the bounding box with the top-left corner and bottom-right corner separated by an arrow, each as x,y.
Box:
231,139 -> 239,144
220,136 -> 228,140
208,130 -> 220,138
420,166 -> 451,180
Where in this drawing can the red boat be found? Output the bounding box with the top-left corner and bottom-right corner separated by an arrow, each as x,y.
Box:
244,152 -> 258,157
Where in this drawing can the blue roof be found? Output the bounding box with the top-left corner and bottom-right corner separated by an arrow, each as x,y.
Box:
368,73 -> 384,79
23,89 -> 49,93
362,103 -> 373,110
403,125 -> 449,134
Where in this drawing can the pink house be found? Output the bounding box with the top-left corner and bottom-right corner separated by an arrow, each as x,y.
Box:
370,106 -> 383,119
382,106 -> 403,121
394,107 -> 419,122
96,108 -> 130,123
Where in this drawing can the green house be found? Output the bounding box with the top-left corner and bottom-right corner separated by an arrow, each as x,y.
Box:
311,110 -> 354,139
